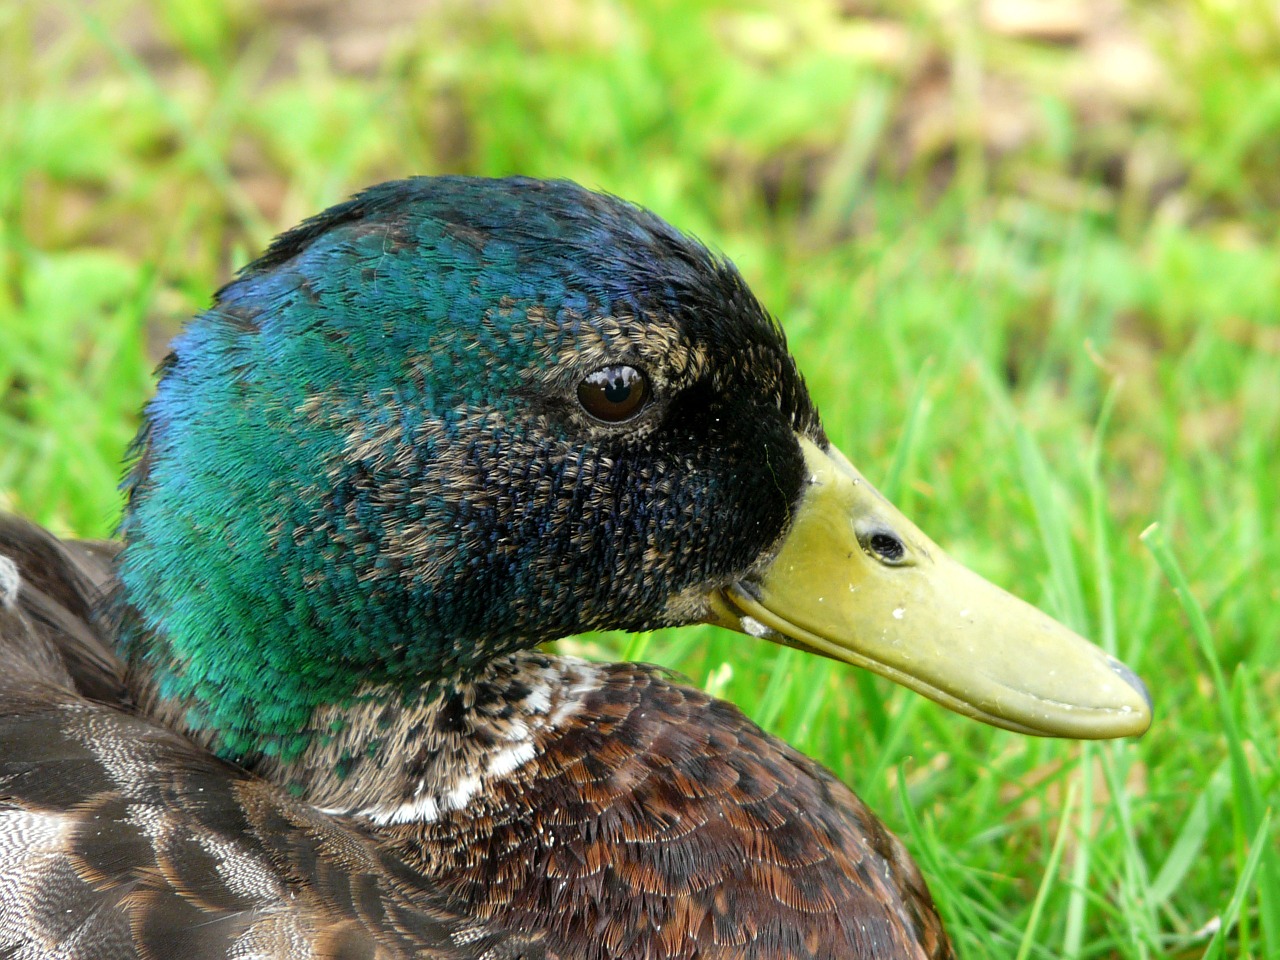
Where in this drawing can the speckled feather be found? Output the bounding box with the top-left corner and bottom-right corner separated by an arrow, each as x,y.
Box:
398,663 -> 949,959
262,654 -> 953,960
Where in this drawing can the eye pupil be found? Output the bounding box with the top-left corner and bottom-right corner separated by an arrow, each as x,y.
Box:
577,365 -> 651,423
603,375 -> 631,404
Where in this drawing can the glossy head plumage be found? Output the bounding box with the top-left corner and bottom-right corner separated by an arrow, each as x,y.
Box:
118,176 -> 823,760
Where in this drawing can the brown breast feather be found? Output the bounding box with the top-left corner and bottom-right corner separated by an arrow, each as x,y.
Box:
381,662 -> 954,960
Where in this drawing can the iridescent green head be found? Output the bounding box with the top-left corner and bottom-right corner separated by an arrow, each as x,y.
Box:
119,177 -> 821,760
120,175 -> 1152,764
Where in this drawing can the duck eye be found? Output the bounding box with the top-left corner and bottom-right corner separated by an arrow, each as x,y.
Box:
577,365 -> 651,423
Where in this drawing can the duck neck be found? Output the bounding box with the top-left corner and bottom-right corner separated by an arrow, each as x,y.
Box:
115,562 -> 479,766
114,449 -> 545,765
241,651 -> 605,814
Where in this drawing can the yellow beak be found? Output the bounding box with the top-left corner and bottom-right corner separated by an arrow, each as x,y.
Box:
707,437 -> 1151,739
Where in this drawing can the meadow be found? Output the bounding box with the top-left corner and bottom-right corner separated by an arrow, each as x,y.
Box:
2,1 -> 1278,956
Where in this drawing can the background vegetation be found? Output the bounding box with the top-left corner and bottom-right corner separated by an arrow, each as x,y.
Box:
2,1 -> 1277,956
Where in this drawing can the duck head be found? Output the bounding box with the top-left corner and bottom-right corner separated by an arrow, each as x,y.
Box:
118,177 -> 1151,762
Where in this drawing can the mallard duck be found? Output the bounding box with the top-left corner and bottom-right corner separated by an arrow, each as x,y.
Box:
0,177 -> 1151,960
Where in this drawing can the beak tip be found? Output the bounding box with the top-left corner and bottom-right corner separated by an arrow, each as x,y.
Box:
1106,653 -> 1154,736
1108,655 -> 1152,709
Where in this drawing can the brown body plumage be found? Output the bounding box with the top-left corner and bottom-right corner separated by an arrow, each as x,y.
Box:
251,653 -> 954,960
388,662 -> 950,959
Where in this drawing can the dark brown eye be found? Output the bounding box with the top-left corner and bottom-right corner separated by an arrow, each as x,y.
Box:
577,365 -> 651,423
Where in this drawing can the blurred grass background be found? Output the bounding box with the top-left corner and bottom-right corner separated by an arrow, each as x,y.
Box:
2,0 -> 1278,956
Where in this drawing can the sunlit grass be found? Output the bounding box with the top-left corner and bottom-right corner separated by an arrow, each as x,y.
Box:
3,0 -> 1277,956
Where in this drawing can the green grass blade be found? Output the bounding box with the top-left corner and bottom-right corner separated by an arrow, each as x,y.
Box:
1201,810 -> 1274,960
1148,757 -> 1231,905
1015,782 -> 1079,960
1014,425 -> 1088,632
1141,523 -> 1280,951
879,357 -> 933,503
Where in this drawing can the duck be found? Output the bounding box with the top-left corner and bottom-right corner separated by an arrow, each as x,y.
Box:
0,176 -> 1153,960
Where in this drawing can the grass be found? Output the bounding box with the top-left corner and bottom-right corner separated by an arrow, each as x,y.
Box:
3,0 -> 1278,956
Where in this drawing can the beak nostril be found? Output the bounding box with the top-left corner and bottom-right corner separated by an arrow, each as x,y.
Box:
862,530 -> 907,565
869,533 -> 903,561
